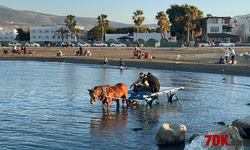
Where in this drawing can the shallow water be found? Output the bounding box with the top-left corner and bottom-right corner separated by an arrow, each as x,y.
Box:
0,60 -> 250,150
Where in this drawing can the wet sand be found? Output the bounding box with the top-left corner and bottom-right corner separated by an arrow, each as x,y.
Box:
1,47 -> 250,76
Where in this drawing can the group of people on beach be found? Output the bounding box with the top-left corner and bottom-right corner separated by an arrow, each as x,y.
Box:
133,46 -> 154,59
3,46 -> 34,55
130,72 -> 160,94
75,46 -> 92,56
216,47 -> 235,64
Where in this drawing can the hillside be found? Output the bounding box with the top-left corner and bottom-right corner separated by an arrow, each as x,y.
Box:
0,5 -> 158,30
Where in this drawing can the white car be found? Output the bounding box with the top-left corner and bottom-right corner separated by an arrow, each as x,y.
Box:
25,41 -> 40,47
219,41 -> 235,47
200,42 -> 215,47
110,42 -> 126,47
8,41 -> 22,47
77,42 -> 91,47
61,42 -> 75,47
93,41 -> 107,47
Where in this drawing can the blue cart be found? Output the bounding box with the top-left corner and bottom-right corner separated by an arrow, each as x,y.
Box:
128,86 -> 184,106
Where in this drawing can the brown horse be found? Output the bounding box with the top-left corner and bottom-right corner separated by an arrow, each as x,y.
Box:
88,83 -> 129,110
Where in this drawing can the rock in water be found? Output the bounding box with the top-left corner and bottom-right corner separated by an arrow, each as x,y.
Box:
155,123 -> 186,145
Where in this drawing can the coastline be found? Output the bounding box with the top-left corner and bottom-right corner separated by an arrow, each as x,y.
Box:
1,47 -> 250,76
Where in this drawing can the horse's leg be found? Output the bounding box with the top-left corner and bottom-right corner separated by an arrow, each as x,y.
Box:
116,99 -> 120,108
102,101 -> 106,110
122,100 -> 124,104
107,100 -> 110,110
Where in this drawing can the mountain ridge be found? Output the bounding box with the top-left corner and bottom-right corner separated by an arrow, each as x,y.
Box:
0,5 -> 158,30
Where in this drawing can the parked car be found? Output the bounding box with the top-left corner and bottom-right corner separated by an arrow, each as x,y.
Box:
129,42 -> 143,47
25,41 -> 40,47
61,42 -> 75,47
110,42 -> 126,47
43,41 -> 58,47
219,41 -> 235,47
200,42 -> 215,47
93,41 -> 107,47
8,41 -> 22,47
77,42 -> 91,47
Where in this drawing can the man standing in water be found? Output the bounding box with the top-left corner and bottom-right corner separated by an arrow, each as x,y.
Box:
104,57 -> 109,67
119,58 -> 124,69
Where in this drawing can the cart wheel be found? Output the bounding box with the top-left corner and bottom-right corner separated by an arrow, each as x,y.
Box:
169,94 -> 179,104
149,99 -> 159,106
128,97 -> 137,105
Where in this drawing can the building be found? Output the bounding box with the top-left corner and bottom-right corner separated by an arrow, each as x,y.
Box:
231,15 -> 250,43
203,14 -> 238,42
30,25 -> 88,42
105,32 -> 176,42
0,29 -> 18,41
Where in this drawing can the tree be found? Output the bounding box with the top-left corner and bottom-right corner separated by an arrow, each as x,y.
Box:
167,4 -> 203,42
15,28 -> 30,41
74,27 -> 85,42
97,14 -> 109,41
88,25 -> 102,41
156,11 -> 170,41
54,27 -> 68,42
64,14 -> 77,41
132,10 -> 145,41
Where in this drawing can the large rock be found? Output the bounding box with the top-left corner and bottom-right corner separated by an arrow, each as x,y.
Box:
231,116 -> 250,136
155,123 -> 186,145
184,126 -> 244,150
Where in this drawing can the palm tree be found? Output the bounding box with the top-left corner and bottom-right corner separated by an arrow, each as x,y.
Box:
163,23 -> 170,40
97,14 -> 109,41
132,10 -> 145,41
54,27 -> 68,42
186,6 -> 199,42
156,11 -> 168,41
74,27 -> 85,42
64,14 -> 77,42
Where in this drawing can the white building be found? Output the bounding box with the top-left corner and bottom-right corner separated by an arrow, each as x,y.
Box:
0,29 -> 18,41
204,14 -> 238,42
30,25 -> 88,42
231,15 -> 250,43
105,32 -> 176,42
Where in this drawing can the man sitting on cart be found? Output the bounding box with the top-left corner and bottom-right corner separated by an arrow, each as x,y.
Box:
144,72 -> 160,93
130,72 -> 148,92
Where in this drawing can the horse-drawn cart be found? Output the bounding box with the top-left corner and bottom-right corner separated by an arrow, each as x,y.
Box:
128,86 -> 184,106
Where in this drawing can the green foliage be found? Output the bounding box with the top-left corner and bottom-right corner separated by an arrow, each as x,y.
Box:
132,10 -> 145,41
97,14 -> 109,41
15,28 -> 30,41
88,26 -> 102,40
54,27 -> 68,42
64,14 -> 77,41
166,4 -> 203,42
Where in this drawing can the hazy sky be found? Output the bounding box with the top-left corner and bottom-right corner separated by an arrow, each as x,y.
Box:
1,0 -> 249,24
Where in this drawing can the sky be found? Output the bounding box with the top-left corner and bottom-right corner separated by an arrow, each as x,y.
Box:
1,0 -> 250,24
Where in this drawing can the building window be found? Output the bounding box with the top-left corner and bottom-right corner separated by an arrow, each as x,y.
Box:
4,37 -> 8,39
211,27 -> 219,32
0,37 -> 2,39
224,19 -> 230,24
10,37 -> 14,39
52,36 -> 56,39
44,30 -> 50,33
38,30 -> 43,33
209,19 -> 218,23
45,36 -> 49,39
31,35 -> 36,39
235,24 -> 238,27
38,36 -> 43,39
31,30 -> 36,33
223,28 -> 231,32
51,30 -> 54,33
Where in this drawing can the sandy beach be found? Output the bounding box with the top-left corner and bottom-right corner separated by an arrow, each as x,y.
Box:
1,46 -> 250,76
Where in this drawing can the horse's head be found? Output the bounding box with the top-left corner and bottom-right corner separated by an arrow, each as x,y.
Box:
88,87 -> 102,105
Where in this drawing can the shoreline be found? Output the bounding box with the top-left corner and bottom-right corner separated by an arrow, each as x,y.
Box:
1,47 -> 250,77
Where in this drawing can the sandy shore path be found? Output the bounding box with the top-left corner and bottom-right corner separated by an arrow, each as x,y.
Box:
1,47 -> 250,76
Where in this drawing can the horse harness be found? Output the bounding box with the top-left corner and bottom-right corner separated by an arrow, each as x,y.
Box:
96,85 -> 119,102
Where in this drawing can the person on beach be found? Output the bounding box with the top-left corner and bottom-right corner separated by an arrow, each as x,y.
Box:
79,46 -> 83,56
230,48 -> 235,64
84,50 -> 92,56
119,58 -> 124,69
104,57 -> 109,67
215,56 -> 225,64
224,48 -> 230,63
